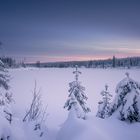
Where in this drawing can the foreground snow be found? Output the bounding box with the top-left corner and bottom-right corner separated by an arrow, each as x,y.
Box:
57,112 -> 140,140
6,68 -> 140,140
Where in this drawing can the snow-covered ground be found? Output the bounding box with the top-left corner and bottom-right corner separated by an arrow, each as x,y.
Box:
8,68 -> 140,140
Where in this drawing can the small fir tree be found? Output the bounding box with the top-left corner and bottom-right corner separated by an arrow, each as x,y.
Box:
64,65 -> 90,119
110,72 -> 140,122
96,84 -> 112,119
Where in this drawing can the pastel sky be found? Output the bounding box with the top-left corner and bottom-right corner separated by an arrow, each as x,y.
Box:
0,0 -> 140,62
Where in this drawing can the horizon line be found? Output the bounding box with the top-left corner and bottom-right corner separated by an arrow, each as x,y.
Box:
25,55 -> 140,64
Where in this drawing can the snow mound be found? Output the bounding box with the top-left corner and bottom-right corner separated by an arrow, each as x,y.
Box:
57,113 -> 140,140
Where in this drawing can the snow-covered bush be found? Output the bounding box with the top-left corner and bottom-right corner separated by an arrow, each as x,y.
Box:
96,84 -> 112,119
64,65 -> 90,119
110,72 -> 140,122
23,82 -> 48,138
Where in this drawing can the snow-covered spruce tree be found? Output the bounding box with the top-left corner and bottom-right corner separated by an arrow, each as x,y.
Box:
64,65 -> 90,119
110,72 -> 140,122
0,59 -> 13,140
0,59 -> 13,123
23,82 -> 48,137
96,84 -> 112,119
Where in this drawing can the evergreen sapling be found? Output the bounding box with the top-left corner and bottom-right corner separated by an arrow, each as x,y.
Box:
96,84 -> 112,119
64,65 -> 90,119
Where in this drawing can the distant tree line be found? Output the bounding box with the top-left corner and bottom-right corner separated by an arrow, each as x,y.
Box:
0,57 -> 27,68
1,56 -> 140,69
28,56 -> 140,68
0,57 -> 16,68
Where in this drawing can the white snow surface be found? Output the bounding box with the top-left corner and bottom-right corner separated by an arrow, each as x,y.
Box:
4,67 -> 140,140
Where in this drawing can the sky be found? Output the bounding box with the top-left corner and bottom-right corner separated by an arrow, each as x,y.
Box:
0,0 -> 140,63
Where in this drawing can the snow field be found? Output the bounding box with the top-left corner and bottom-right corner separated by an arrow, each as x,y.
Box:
8,68 -> 140,140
